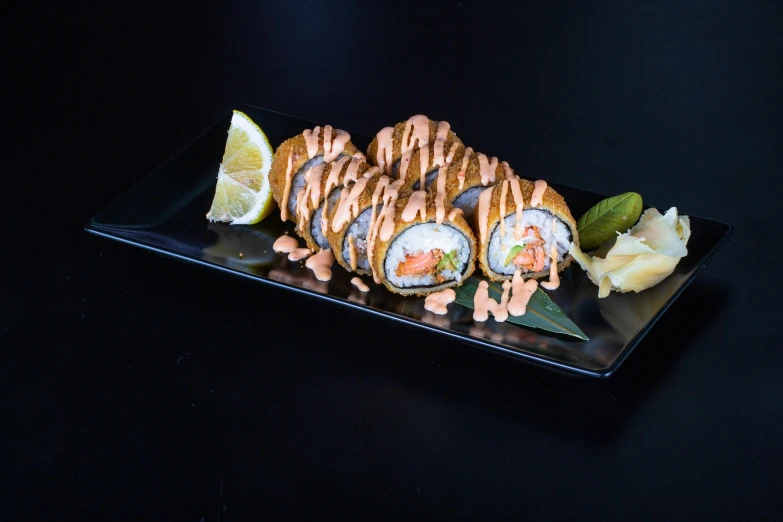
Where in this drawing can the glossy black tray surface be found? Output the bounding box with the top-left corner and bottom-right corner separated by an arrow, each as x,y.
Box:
85,105 -> 730,377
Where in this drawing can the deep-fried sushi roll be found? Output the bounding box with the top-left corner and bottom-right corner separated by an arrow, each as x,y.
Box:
369,190 -> 476,296
440,147 -> 517,224
294,156 -> 376,252
397,140 -> 464,191
366,115 -> 462,176
325,167 -> 392,275
475,178 -> 579,282
269,125 -> 365,222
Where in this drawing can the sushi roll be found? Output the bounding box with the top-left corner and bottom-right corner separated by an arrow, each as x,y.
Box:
397,139 -> 464,191
366,115 -> 462,176
269,125 -> 365,222
439,147 -> 517,224
475,178 -> 578,282
369,190 -> 477,296
294,156 -> 376,252
326,168 -> 395,275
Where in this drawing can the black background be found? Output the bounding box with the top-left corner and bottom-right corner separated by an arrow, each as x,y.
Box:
3,1 -> 782,520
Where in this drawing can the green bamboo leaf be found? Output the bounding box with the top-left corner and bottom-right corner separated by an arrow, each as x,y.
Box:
453,276 -> 589,341
577,192 -> 643,250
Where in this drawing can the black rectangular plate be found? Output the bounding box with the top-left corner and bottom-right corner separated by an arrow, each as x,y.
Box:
85,105 -> 731,378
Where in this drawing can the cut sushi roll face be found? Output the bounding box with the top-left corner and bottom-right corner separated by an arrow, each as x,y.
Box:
371,191 -> 477,296
384,223 -> 472,288
487,210 -> 572,276
475,178 -> 579,282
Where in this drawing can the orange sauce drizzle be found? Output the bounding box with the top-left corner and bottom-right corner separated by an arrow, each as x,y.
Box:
531,180 -> 547,207
296,163 -> 326,231
540,219 -> 561,290
448,207 -> 463,222
350,277 -> 369,292
305,249 -> 334,281
323,128 -> 350,163
302,126 -> 321,159
508,270 -> 539,316
509,178 -> 525,240
457,147 -> 473,191
472,280 -> 511,322
478,153 -> 499,185
477,186 -> 494,244
375,126 -> 394,174
331,176 -> 371,232
401,191 -> 427,222
424,288 -> 456,315
273,235 -> 299,253
347,234 -> 357,271
499,180 -> 509,238
280,148 -> 294,221
288,248 -> 312,261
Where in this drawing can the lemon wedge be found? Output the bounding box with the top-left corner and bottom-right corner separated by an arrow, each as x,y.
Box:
206,110 -> 276,224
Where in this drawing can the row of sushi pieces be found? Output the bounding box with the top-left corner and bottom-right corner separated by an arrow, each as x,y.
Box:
268,115 -> 580,296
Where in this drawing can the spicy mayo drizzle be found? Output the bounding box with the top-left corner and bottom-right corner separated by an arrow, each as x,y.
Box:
540,218 -> 561,290
531,180 -> 547,207
305,249 -> 334,281
477,186 -> 494,244
435,167 -> 448,224
331,176 -> 372,232
323,128 -> 350,162
288,248 -> 312,261
350,277 -> 369,292
540,244 -> 561,290
280,149 -> 295,221
273,235 -> 299,253
509,178 -> 525,240
508,270 -> 539,316
376,115 -> 443,176
457,147 -> 473,191
499,180 -> 509,238
296,163 -> 326,231
424,288 -> 456,315
478,154 -> 499,185
401,191 -> 427,222
302,126 -> 321,158
347,234 -> 357,270
401,115 -> 432,152
448,207 -> 463,222
375,127 -> 394,175
473,280 -> 511,322
320,157 -> 350,236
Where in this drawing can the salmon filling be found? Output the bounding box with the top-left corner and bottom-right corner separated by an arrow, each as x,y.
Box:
506,226 -> 547,273
395,248 -> 459,282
